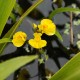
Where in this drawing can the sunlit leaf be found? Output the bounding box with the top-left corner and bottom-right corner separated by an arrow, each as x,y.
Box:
0,0 -> 16,36
0,55 -> 38,80
49,52 -> 80,80
0,38 -> 11,43
49,7 -> 80,19
55,30 -> 63,41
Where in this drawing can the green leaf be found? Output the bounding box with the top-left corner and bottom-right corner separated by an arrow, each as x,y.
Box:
0,0 -> 16,36
55,30 -> 63,41
14,2 -> 23,15
49,7 -> 80,19
10,12 -> 16,23
0,55 -> 38,80
0,0 -> 43,54
49,52 -> 80,80
0,38 -> 11,43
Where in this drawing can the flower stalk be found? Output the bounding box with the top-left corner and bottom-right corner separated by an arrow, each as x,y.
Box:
70,12 -> 74,46
38,51 -> 47,80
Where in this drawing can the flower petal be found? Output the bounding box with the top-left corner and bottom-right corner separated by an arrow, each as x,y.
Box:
12,31 -> 27,47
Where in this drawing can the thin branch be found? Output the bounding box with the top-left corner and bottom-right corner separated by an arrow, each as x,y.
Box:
70,12 -> 73,46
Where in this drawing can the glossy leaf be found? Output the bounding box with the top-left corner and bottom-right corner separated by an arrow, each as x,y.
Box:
49,7 -> 80,19
0,0 -> 16,36
49,52 -> 80,80
55,30 -> 63,41
0,55 -> 38,80
0,0 -> 43,54
0,38 -> 11,43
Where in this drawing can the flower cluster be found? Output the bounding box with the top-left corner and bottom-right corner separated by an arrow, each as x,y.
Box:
12,19 -> 56,49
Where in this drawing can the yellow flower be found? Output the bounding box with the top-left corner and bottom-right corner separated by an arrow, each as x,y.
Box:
12,31 -> 27,47
38,19 -> 56,36
33,23 -> 37,29
28,33 -> 47,49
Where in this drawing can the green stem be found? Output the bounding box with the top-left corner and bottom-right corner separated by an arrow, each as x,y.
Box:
38,53 -> 47,80
19,0 -> 43,21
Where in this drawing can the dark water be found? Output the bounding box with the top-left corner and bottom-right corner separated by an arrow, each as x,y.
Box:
0,0 -> 80,80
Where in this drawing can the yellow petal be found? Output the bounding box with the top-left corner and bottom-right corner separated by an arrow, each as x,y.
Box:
38,40 -> 47,48
38,19 -> 56,36
28,39 -> 39,48
28,39 -> 47,49
12,31 -> 27,47
12,39 -> 24,47
44,23 -> 56,36
34,33 -> 42,37
41,19 -> 52,25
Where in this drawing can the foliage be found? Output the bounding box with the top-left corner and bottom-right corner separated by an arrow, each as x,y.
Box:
49,52 -> 80,80
0,0 -> 80,80
49,7 -> 80,19
0,0 -> 16,36
0,55 -> 38,80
